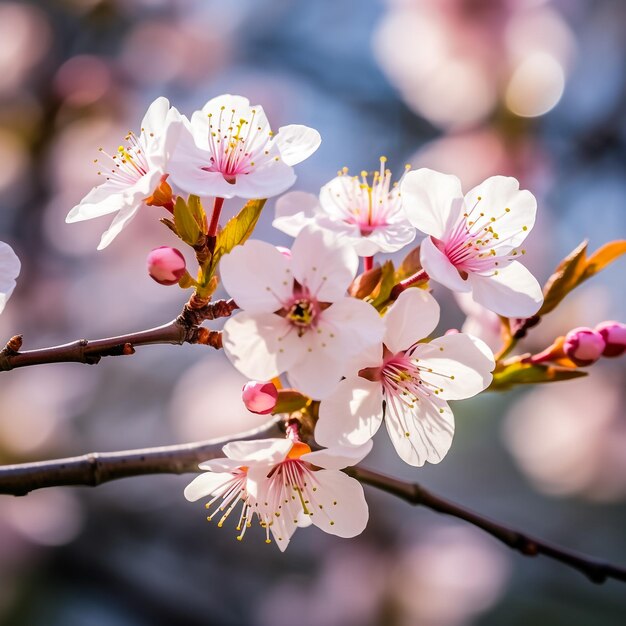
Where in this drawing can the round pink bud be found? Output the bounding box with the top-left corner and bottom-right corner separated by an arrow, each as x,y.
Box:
242,380 -> 278,415
147,246 -> 186,286
563,327 -> 606,366
595,321 -> 626,357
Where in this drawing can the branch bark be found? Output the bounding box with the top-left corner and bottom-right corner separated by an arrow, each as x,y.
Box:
0,437 -> 624,584
0,297 -> 236,371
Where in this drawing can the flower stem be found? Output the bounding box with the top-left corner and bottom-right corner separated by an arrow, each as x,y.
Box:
390,268 -> 429,299
207,197 -> 225,238
364,256 -> 374,272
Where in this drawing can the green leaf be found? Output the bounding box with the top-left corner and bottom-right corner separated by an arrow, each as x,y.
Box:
187,194 -> 207,231
159,217 -> 178,237
368,260 -> 396,310
173,196 -> 202,246
539,240 -> 626,316
210,198 -> 266,273
489,361 -> 587,391
273,389 -> 309,414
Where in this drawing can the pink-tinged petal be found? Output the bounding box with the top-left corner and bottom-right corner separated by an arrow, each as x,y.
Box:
306,469 -> 368,538
420,235 -> 470,293
222,312 -> 306,381
316,377 -> 384,447
468,261 -> 543,318
222,438 -> 292,464
383,288 -> 440,353
286,348 -> 346,400
184,471 -> 236,502
273,191 -> 319,237
319,298 -> 384,359
413,333 -> 494,401
400,168 -> 464,238
290,227 -> 358,301
302,441 -> 373,470
219,240 -> 293,313
463,176 -> 536,251
270,515 -> 298,552
273,124 -> 321,166
384,395 -> 455,467
0,242 -> 20,314
343,343 -> 384,376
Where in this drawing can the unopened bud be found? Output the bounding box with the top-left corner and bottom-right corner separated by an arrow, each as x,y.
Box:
595,321 -> 626,357
563,327 -> 606,366
147,246 -> 187,286
242,380 -> 278,414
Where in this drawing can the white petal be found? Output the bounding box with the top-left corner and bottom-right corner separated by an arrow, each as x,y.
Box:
141,96 -> 170,137
219,240 -> 293,313
413,333 -> 494,400
400,168 -> 464,238
184,471 -> 235,502
66,184 -> 128,223
97,204 -> 141,250
273,124 -> 321,166
273,191 -> 319,237
198,458 -> 243,472
270,515 -> 298,552
384,395 -> 455,466
468,261 -> 544,317
286,347 -> 346,400
226,158 -> 297,199
290,227 -> 358,301
420,235 -> 470,293
222,438 -> 292,464
306,469 -> 369,538
463,176 -> 537,251
222,312 -> 306,381
201,94 -> 253,119
383,288 -> 440,352
302,440 -> 373,470
315,378 -> 384,447
354,222 -> 417,256
318,298 -> 384,359
0,242 -> 20,314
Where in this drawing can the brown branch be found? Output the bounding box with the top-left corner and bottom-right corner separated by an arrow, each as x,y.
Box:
0,420 -> 281,496
0,439 -> 624,584
348,467 -> 626,585
0,298 -> 237,371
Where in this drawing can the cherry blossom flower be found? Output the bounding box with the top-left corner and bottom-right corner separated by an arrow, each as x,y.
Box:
220,227 -> 384,399
401,168 -> 543,318
315,289 -> 494,466
66,97 -> 183,250
0,241 -> 20,314
455,292 -> 503,354
184,438 -> 372,551
273,157 -> 415,256
168,94 -> 320,200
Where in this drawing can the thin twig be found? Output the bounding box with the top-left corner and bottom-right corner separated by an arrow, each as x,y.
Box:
0,298 -> 237,371
0,439 -> 623,584
348,467 -> 626,585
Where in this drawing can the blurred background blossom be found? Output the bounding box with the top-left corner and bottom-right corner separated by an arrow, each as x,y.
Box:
0,0 -> 624,624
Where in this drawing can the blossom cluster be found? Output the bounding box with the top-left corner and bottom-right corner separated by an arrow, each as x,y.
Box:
2,93 -> 617,551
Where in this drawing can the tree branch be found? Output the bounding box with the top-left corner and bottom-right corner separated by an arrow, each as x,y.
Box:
0,297 -> 236,371
0,438 -> 624,584
348,467 -> 626,585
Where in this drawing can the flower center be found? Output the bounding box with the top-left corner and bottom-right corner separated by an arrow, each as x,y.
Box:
329,157 -> 410,235
201,105 -> 276,183
438,197 -> 528,276
95,131 -> 149,188
287,298 -> 317,328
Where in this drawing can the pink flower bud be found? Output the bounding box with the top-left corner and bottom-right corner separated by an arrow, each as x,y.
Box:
595,321 -> 626,357
242,380 -> 278,415
147,246 -> 186,286
563,327 -> 606,366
